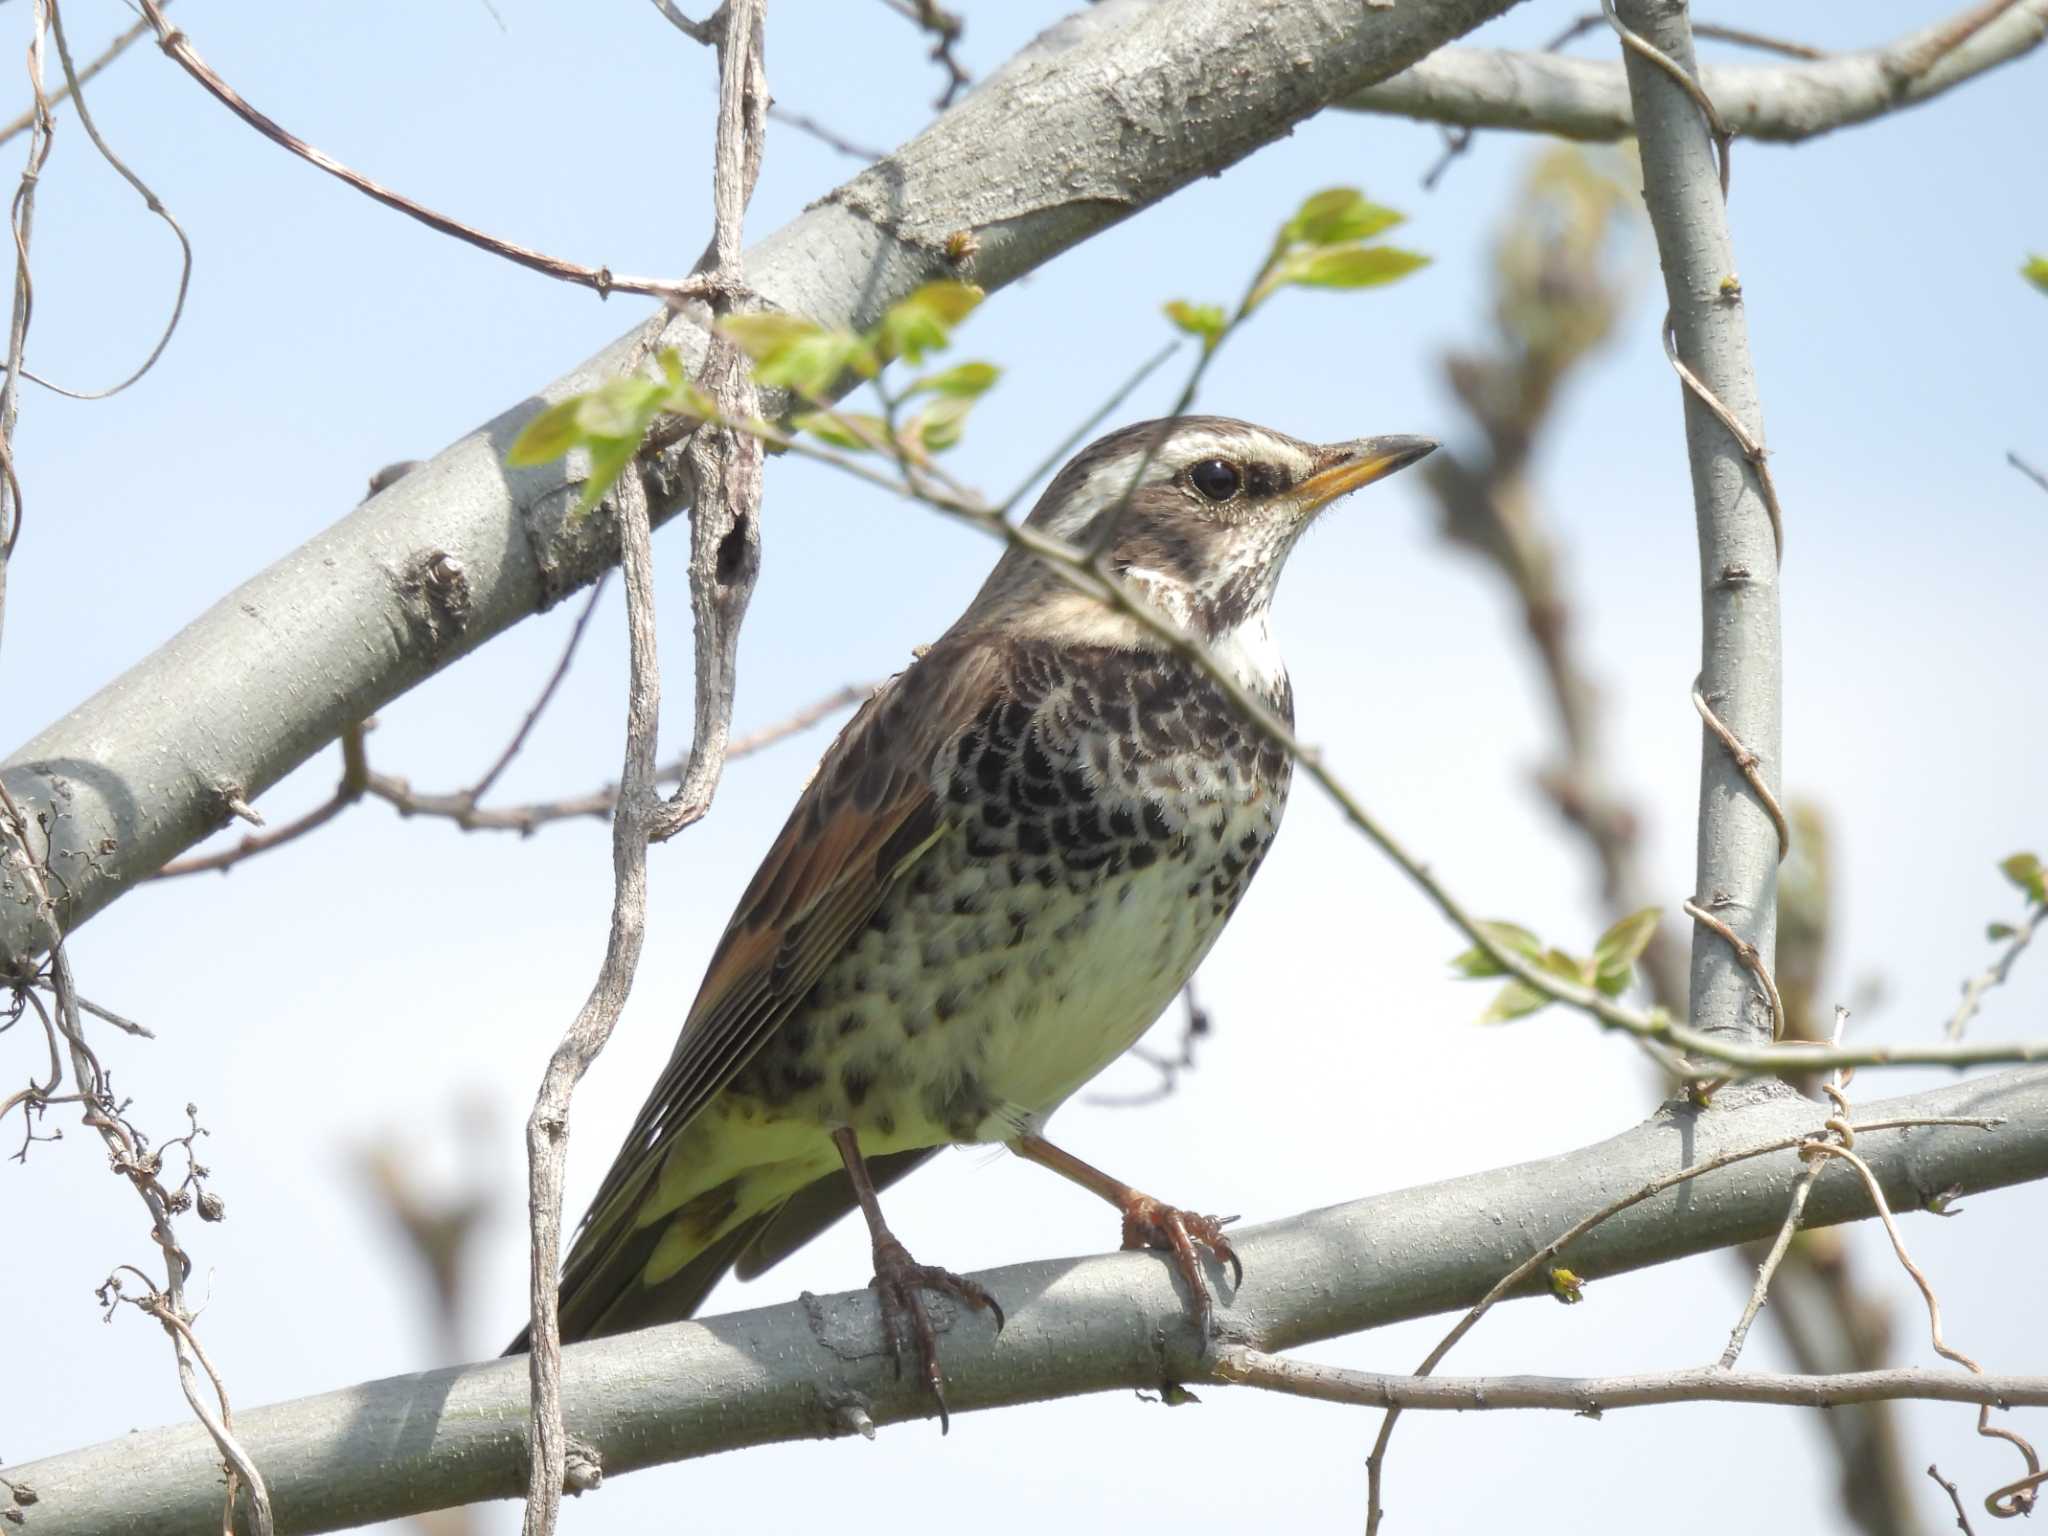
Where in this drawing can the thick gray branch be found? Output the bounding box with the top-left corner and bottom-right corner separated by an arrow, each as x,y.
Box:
0,0 -> 1526,971
1344,1 -> 2048,142
1616,0 -> 1782,1050
11,1070 -> 2048,1535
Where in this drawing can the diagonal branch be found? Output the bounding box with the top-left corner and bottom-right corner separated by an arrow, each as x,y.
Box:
9,1069 -> 2046,1536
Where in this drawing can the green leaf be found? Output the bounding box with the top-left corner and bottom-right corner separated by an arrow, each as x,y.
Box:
1478,978 -> 1552,1025
1284,187 -> 1406,248
1999,852 -> 2046,905
1288,245 -> 1432,290
2025,255 -> 2048,295
904,360 -> 1001,399
1592,906 -> 1661,995
1988,922 -> 2017,941
877,281 -> 985,364
576,433 -> 641,517
791,409 -> 889,452
571,376 -> 666,440
903,392 -> 977,455
1451,921 -> 1543,979
1163,299 -> 1228,351
764,332 -> 879,397
507,398 -> 587,466
719,312 -> 823,362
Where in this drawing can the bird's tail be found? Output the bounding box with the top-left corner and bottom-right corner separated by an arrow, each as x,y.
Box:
502,1210 -> 763,1356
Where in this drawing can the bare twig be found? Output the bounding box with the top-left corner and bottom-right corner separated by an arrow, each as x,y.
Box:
2009,451 -> 2048,496
1216,1350 -> 2048,1414
1948,900 -> 2044,1040
0,783 -> 274,1534
467,574 -> 610,805
1683,897 -> 1786,1040
1359,1110 -> 2002,1533
522,4 -> 766,1531
0,4 -> 159,149
519,469 -> 658,1536
1717,1008 -> 1853,1369
1929,1464 -> 1979,1536
1803,1136 -> 2042,1517
129,0 -> 716,306
151,682 -> 868,879
0,0 -> 53,658
25,0 -> 191,401
881,0 -> 969,107
1691,678 -> 1790,859
767,104 -> 884,163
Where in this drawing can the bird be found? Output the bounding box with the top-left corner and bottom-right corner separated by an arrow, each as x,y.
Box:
509,415 -> 1435,1426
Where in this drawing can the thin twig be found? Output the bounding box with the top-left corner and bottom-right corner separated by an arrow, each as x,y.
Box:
130,0 -> 715,306
2009,451 -> 2048,496
1690,678 -> 1791,859
150,683 -> 867,878
467,573 -> 610,805
0,783 -> 275,1534
25,0 -> 191,400
1800,1137 -> 2041,1518
880,0 -> 969,107
1216,1350 -> 2048,1413
1717,1007 -> 1853,1368
521,4 -> 766,1530
1929,1464 -> 1979,1536
768,104 -> 884,162
519,470 -> 660,1536
0,5 -> 158,148
1683,897 -> 1786,1041
0,0 -> 53,653
1359,1111 -> 2003,1533
1947,900 -> 2044,1040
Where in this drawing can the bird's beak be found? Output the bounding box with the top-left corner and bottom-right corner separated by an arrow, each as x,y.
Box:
1294,435 -> 1438,514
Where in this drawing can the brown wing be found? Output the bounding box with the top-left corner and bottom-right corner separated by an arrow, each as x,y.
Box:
542,637 -> 1005,1340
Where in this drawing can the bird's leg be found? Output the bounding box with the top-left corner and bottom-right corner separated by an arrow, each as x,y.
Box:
1010,1133 -> 1241,1335
831,1127 -> 1002,1433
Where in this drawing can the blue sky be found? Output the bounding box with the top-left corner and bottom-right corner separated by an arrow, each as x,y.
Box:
4,3 -> 2045,1532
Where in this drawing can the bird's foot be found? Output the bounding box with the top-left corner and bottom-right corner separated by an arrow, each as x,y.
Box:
869,1233 -> 1004,1434
1118,1193 -> 1242,1335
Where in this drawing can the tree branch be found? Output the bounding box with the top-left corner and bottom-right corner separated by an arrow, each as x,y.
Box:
1615,0 -> 1783,1055
0,0 -> 1529,974
1342,0 -> 2048,142
9,1069 -> 2046,1535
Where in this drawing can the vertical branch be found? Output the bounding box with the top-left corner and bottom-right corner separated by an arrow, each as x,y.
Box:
1613,0 -> 1783,1052
652,0 -> 766,843
519,471 -> 660,1536
521,4 -> 767,1532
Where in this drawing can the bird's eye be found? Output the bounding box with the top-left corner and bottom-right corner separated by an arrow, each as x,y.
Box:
1189,459 -> 1241,502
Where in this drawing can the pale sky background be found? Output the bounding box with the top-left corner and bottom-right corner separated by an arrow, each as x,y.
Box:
4,2 -> 2046,1532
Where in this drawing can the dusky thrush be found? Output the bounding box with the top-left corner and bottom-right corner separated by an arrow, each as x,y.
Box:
510,416 -> 1435,1424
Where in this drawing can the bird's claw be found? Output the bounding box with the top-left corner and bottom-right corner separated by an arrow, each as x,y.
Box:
1119,1195 -> 1242,1333
869,1235 -> 1003,1434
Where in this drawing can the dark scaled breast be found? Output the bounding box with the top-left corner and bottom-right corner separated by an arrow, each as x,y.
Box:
941,641 -> 1293,897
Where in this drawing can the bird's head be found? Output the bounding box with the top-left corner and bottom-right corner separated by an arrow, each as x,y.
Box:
969,416 -> 1435,645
